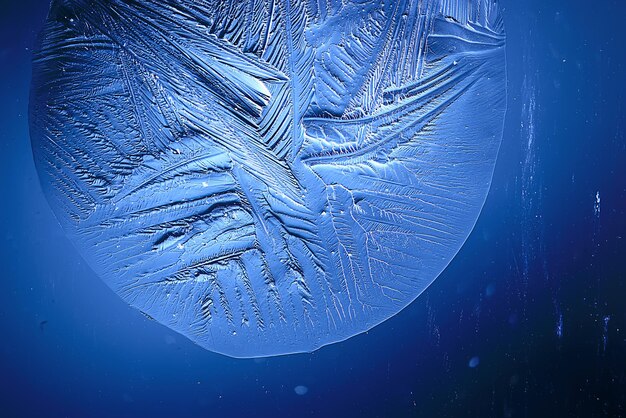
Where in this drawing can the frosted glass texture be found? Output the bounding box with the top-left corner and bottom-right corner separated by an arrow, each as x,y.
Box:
30,0 -> 506,357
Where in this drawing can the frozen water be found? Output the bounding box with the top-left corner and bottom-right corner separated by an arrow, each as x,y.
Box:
29,0 -> 506,357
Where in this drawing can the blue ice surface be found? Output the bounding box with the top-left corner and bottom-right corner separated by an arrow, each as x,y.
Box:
29,0 -> 506,358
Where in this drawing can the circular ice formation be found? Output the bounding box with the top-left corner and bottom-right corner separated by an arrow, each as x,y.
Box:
30,0 -> 506,357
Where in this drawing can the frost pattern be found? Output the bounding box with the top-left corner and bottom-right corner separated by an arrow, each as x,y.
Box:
30,0 -> 506,357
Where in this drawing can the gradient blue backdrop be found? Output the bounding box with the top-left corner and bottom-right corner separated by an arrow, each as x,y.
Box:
1,1 -> 624,417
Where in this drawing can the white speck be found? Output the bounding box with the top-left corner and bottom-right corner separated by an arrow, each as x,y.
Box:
594,191 -> 600,216
177,243 -> 185,249
602,316 -> 610,351
556,313 -> 563,338
202,181 -> 209,188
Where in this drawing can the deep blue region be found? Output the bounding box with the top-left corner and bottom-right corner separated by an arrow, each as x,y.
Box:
0,0 -> 625,417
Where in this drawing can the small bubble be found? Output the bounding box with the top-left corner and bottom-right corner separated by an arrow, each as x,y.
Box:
485,283 -> 495,297
294,385 -> 308,395
468,356 -> 480,368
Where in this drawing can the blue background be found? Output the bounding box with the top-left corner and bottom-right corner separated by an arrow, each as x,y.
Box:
1,1 -> 625,417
